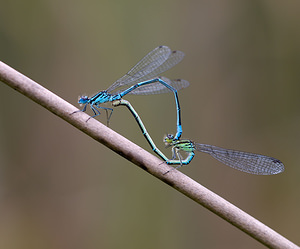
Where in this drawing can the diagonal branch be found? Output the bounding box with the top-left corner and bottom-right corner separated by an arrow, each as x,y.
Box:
0,60 -> 298,249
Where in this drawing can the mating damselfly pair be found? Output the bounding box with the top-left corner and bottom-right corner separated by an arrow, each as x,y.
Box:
74,45 -> 284,175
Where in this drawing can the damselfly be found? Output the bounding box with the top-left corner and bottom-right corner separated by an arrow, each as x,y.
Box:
113,100 -> 284,175
76,46 -> 189,140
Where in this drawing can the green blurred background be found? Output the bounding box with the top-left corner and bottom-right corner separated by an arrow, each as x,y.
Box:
1,1 -> 299,248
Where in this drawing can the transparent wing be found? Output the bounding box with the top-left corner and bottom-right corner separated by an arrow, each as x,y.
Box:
195,143 -> 284,175
130,50 -> 185,85
125,77 -> 189,95
106,46 -> 171,93
107,46 -> 185,95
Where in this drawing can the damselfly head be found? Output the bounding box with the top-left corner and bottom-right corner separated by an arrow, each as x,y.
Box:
164,134 -> 175,146
78,95 -> 89,104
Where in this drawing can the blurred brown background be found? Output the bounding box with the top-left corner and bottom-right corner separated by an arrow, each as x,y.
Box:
0,1 -> 299,248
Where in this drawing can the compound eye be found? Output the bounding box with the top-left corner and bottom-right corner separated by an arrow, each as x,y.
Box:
78,95 -> 89,104
167,134 -> 174,139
